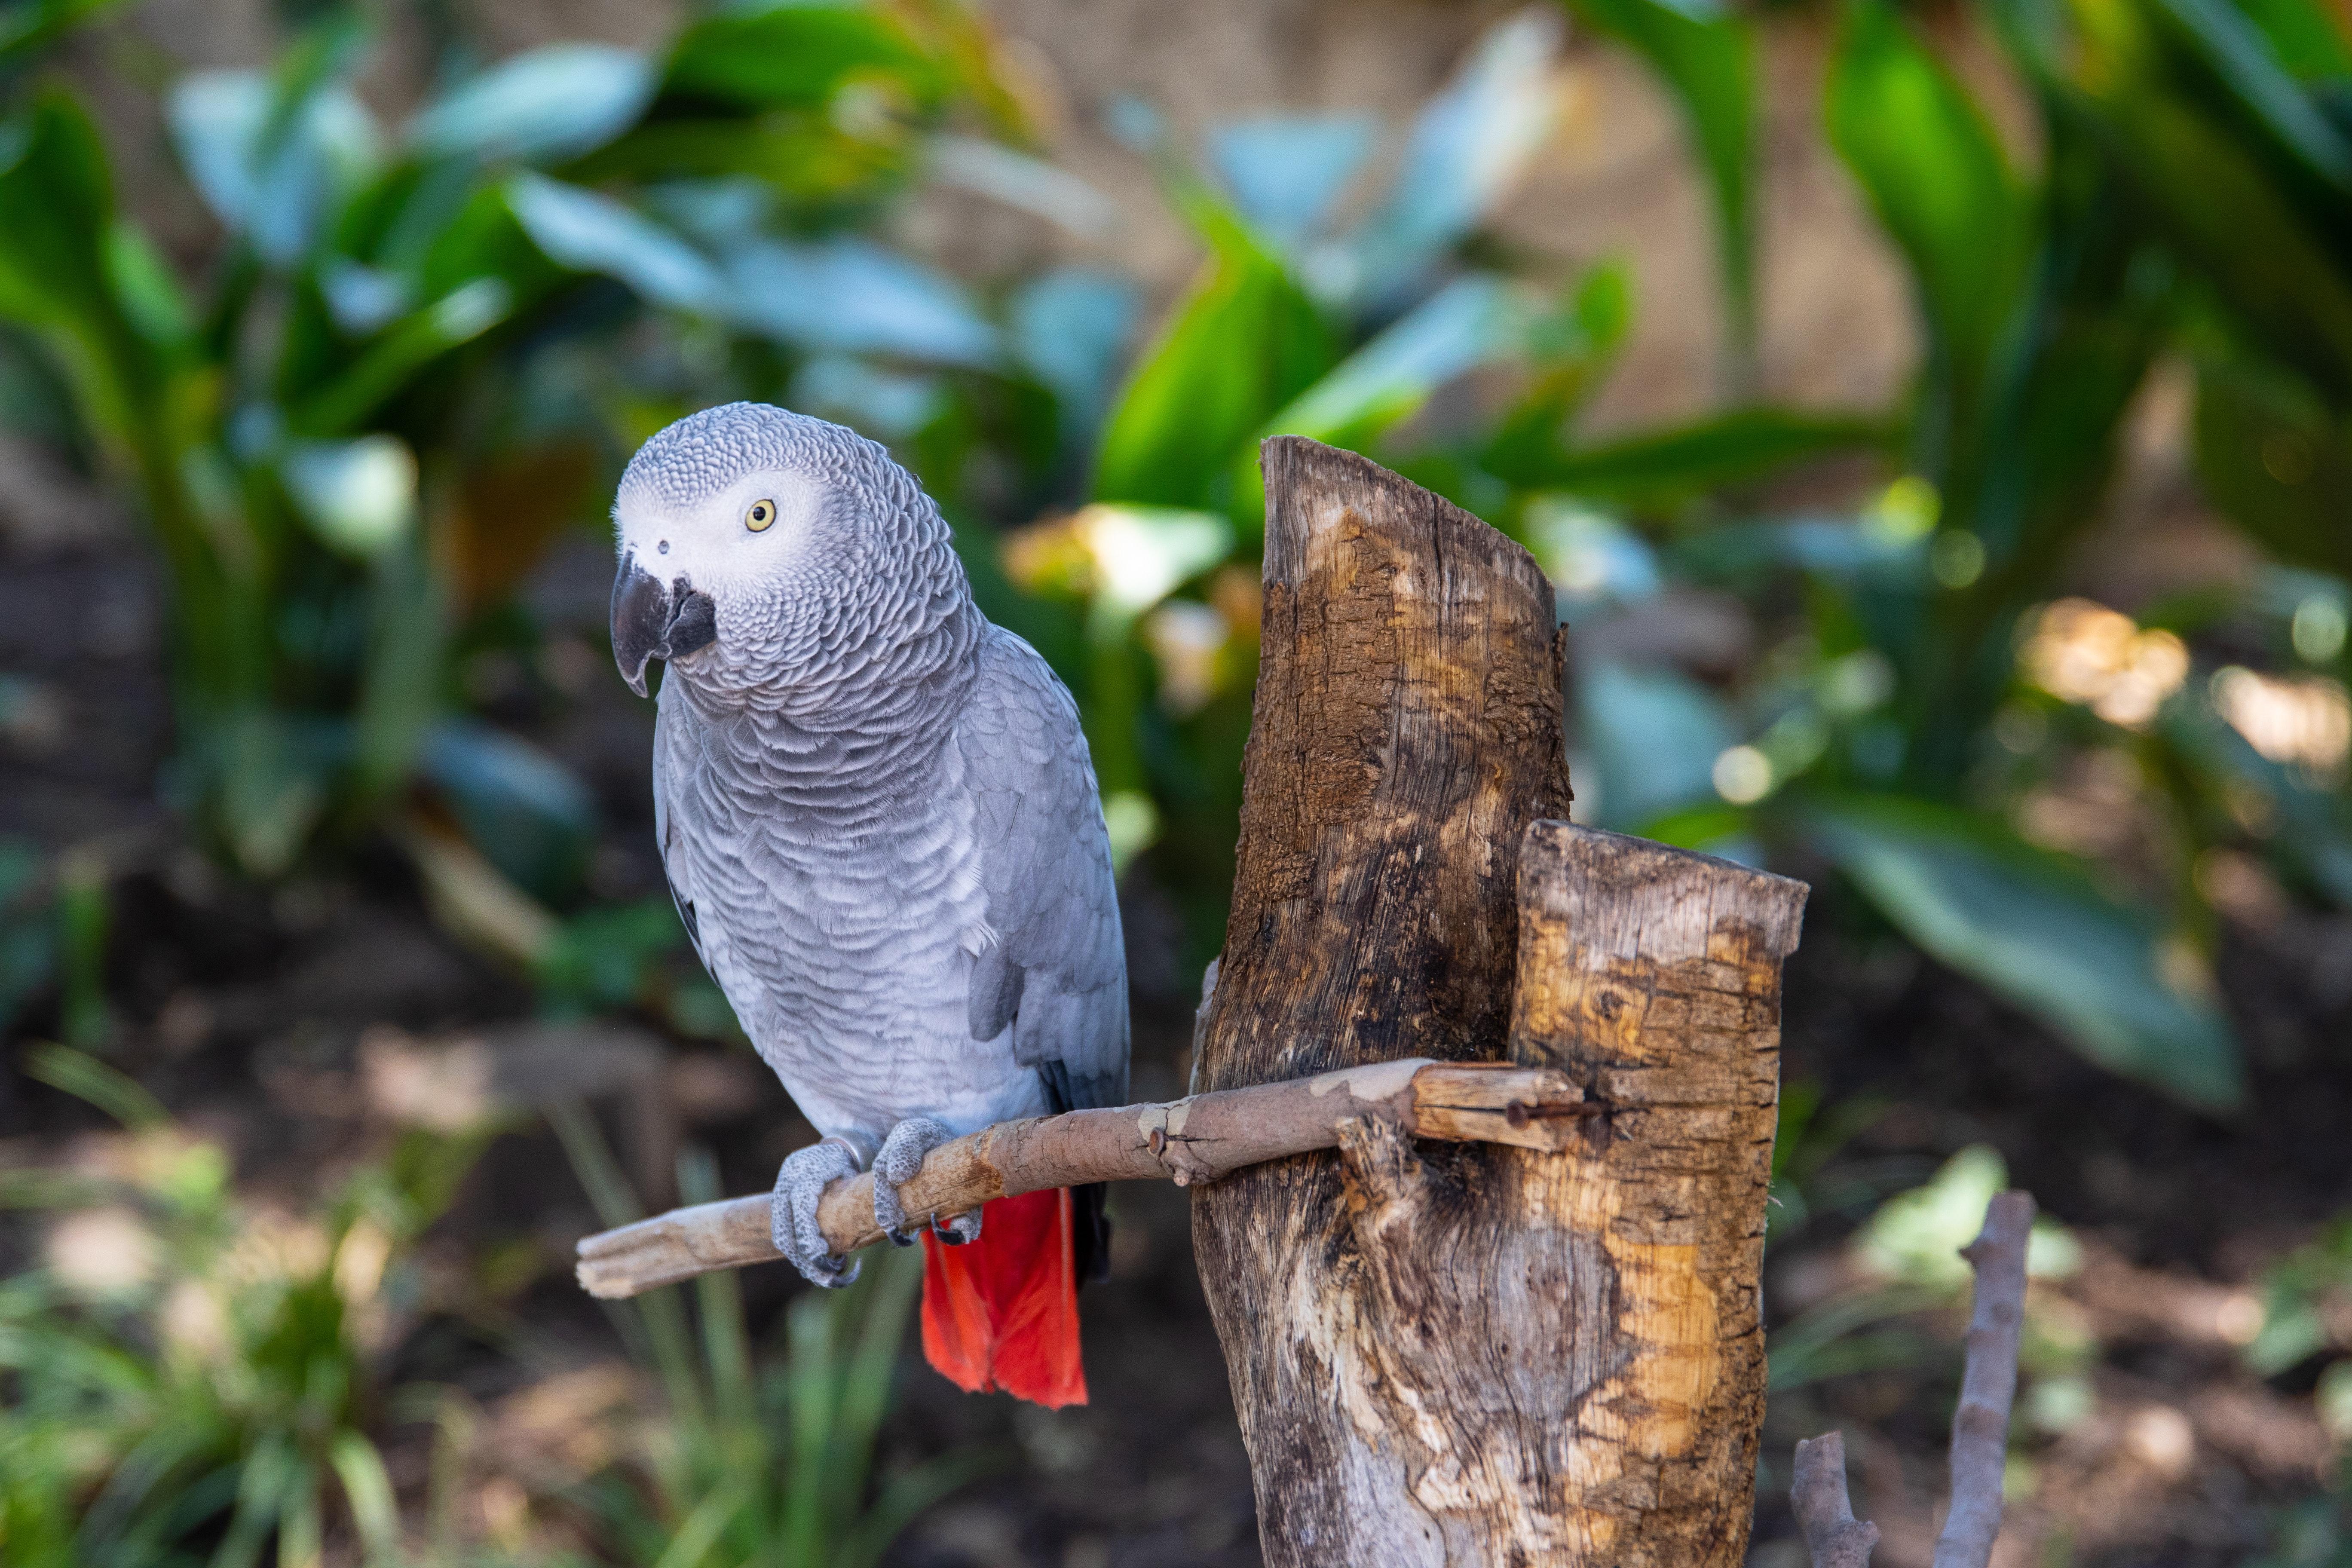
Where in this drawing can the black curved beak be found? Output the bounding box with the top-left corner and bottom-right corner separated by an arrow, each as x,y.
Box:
612,556 -> 719,697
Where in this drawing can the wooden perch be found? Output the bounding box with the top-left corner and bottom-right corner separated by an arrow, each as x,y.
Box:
574,1057 -> 1590,1298
1793,1189 -> 2035,1568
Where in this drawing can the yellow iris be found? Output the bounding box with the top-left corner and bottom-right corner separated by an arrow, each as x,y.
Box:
745,499 -> 776,532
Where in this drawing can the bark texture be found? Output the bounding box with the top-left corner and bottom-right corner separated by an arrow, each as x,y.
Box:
573,1058 -> 1588,1297
1794,1433 -> 1880,1568
1192,437 -> 1806,1566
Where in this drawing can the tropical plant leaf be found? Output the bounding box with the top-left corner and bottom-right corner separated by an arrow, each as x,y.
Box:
1338,6 -> 1564,309
1565,0 -> 1758,348
1826,1 -> 2030,420
407,43 -> 655,165
1092,204 -> 1335,509
1516,406 -> 1893,505
1807,794 -> 2244,1109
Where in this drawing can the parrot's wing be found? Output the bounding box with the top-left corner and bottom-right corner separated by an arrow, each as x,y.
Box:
957,627 -> 1129,1113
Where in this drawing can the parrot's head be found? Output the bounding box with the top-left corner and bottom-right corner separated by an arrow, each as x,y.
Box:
609,403 -> 968,701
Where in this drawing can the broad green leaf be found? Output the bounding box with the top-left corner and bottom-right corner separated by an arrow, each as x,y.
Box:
287,277 -> 514,436
2149,0 -> 2352,196
1339,8 -> 1563,308
1515,406 -> 1892,505
408,43 -> 655,165
505,172 -> 723,312
1807,794 -> 2244,1109
1482,261 -> 1635,483
658,4 -> 942,113
1566,0 -> 1758,346
724,236 -> 999,367
167,70 -> 380,264
1265,273 -> 1546,451
1093,206 -> 1335,508
1826,2 -> 2030,411
2229,0 -> 2352,80
1009,267 -> 1141,425
0,94 -> 156,443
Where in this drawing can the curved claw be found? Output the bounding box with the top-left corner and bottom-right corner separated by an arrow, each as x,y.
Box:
873,1118 -> 955,1244
932,1209 -> 982,1246
771,1139 -> 861,1288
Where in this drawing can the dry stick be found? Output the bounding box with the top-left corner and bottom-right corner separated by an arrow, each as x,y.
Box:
1933,1189 -> 2036,1568
1792,1432 -> 1879,1568
575,1058 -> 1589,1298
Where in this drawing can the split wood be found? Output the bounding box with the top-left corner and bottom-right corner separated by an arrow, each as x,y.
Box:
1793,1189 -> 2037,1568
574,1057 -> 1592,1298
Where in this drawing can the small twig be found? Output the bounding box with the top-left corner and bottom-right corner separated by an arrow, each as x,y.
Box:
574,1058 -> 1587,1298
1933,1189 -> 2034,1568
1792,1432 -> 1878,1568
1795,1188 -> 2036,1568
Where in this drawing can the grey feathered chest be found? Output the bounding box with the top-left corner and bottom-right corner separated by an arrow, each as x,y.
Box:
653,624 -> 1129,1153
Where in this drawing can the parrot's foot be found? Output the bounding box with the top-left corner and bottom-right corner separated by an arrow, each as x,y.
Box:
771,1138 -> 861,1289
873,1118 -> 982,1246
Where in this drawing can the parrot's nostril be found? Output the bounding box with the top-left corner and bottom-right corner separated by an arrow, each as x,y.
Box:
658,540 -> 670,554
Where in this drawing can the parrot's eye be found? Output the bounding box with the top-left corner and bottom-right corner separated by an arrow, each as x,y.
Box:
744,499 -> 777,533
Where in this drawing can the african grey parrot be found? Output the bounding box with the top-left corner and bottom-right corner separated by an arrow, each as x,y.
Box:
609,403 -> 1127,1406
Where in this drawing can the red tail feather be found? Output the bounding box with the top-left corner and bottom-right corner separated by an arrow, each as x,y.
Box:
919,1186 -> 1086,1408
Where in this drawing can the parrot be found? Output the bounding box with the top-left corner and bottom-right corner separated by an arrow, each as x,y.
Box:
608,402 -> 1127,1408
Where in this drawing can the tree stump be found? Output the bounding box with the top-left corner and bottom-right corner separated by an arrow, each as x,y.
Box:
1193,437 -> 1807,1566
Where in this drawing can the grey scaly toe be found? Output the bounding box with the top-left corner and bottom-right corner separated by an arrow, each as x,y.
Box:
771,1138 -> 862,1288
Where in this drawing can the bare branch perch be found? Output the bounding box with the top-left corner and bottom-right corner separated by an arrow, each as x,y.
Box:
575,1058 -> 1588,1298
1792,1433 -> 1878,1568
1934,1189 -> 2035,1568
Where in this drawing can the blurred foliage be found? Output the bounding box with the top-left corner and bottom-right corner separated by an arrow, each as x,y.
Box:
0,1043 -> 487,1566
0,0 -> 1024,888
548,1110 -> 983,1568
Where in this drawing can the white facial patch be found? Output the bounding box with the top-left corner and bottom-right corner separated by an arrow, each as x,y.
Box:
613,468 -> 828,600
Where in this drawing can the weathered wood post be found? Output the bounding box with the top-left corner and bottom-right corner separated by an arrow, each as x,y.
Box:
1193,437 -> 1807,1565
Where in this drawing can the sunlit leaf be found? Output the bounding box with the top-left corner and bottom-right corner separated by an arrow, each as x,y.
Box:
1265,273 -> 1545,451
1807,794 -> 2244,1109
657,3 -> 943,113
281,435 -> 417,557
1093,205 -> 1335,508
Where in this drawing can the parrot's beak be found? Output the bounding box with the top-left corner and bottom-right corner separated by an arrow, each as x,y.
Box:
611,556 -> 719,697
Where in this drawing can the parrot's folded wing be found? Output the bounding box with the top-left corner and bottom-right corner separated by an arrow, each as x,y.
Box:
956,627 -> 1129,1114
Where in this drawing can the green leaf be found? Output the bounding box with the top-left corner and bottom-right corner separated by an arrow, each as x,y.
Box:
1264,273 -> 1545,452
657,5 -> 943,113
1565,0 -> 1758,349
23,1042 -> 167,1130
2229,0 -> 2352,80
1826,1 -> 2030,417
1514,406 -> 1893,505
1093,207 -> 1335,508
1806,794 -> 2244,1109
0,94 -> 160,448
